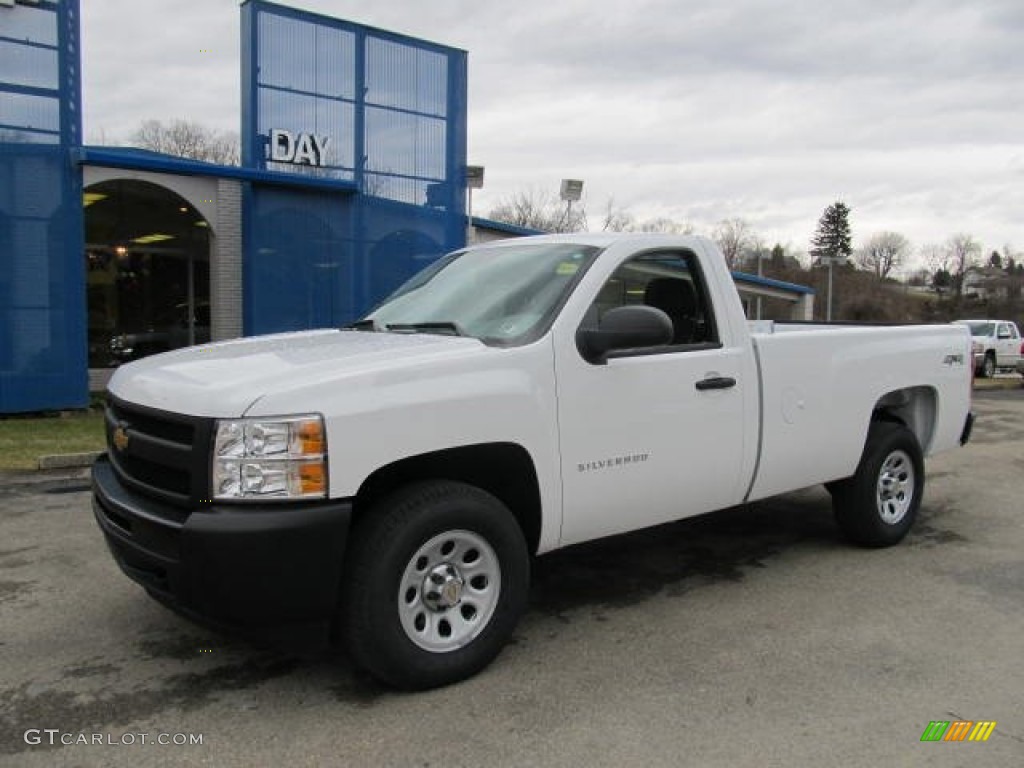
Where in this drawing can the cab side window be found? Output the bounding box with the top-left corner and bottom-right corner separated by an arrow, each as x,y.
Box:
581,251 -> 717,347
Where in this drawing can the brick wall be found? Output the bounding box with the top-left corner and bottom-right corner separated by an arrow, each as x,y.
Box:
211,180 -> 243,341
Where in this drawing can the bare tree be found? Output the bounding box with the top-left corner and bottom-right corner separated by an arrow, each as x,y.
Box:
741,233 -> 770,273
131,119 -> 240,165
855,231 -> 910,281
597,198 -> 695,234
946,233 -> 982,302
713,218 -> 752,270
920,242 -> 949,273
489,188 -> 586,233
639,217 -> 692,234
599,197 -> 637,232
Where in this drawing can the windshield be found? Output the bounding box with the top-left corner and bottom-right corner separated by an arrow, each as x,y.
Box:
366,242 -> 601,344
960,321 -> 994,336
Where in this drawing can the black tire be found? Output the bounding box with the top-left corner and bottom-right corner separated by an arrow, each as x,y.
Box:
340,481 -> 529,690
981,353 -> 996,378
832,421 -> 924,548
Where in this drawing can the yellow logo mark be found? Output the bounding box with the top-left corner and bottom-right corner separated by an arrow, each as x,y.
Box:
968,721 -> 997,742
112,426 -> 129,451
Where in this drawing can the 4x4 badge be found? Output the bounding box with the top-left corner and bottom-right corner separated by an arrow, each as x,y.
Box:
113,426 -> 130,451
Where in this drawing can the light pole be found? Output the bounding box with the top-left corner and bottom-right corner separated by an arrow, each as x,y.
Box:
823,256 -> 845,321
466,165 -> 484,245
559,179 -> 583,231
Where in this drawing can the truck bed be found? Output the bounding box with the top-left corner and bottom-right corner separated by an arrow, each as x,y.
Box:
745,322 -> 972,502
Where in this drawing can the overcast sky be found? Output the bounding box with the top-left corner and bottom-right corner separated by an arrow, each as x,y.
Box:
80,0 -> 1024,264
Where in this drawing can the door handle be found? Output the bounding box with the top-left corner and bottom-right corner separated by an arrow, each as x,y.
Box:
695,376 -> 736,391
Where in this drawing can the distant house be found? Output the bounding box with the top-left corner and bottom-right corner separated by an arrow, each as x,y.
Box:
963,266 -> 1020,301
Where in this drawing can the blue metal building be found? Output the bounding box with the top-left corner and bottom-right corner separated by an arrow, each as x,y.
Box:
0,0 -> 467,412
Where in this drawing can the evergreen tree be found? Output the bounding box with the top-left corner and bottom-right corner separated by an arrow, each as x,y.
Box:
809,201 -> 852,265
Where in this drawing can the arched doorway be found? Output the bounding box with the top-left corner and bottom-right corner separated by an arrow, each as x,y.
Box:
84,179 -> 211,368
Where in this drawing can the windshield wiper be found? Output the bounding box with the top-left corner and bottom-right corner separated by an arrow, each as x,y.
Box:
343,319 -> 378,331
385,321 -> 464,337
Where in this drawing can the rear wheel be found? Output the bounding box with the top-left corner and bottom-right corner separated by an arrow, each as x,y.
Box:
340,481 -> 529,690
981,352 -> 996,378
832,421 -> 924,548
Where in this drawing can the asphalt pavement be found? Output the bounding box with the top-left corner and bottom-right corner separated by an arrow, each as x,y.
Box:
1,390 -> 1021,767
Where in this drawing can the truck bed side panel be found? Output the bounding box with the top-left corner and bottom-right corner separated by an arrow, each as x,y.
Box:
747,324 -> 971,501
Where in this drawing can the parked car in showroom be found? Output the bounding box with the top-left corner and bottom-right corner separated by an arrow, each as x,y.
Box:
109,301 -> 210,364
953,319 -> 1022,377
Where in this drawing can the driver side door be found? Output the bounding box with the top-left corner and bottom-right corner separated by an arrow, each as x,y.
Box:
553,249 -> 749,547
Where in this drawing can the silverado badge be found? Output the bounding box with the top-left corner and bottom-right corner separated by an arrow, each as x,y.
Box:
112,425 -> 130,452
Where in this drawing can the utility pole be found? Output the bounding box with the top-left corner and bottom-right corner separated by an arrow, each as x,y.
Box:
827,259 -> 834,321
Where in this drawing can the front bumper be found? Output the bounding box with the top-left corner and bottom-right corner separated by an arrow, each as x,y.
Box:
92,455 -> 352,646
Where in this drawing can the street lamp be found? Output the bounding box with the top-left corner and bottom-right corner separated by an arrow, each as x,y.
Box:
466,165 -> 484,245
559,179 -> 583,231
822,255 -> 843,321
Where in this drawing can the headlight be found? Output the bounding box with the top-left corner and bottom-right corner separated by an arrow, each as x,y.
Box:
971,341 -> 983,354
212,415 -> 327,500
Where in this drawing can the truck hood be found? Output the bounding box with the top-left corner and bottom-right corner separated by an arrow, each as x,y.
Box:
106,329 -> 487,417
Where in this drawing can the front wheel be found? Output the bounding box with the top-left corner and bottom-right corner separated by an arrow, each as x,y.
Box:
340,481 -> 529,690
832,421 -> 924,548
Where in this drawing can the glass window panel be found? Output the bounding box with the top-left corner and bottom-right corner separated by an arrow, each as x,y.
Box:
1,5 -> 58,47
314,24 -> 356,100
366,37 -> 447,116
0,91 -> 59,133
365,107 -> 445,179
258,14 -> 316,92
258,13 -> 355,99
0,41 -> 59,90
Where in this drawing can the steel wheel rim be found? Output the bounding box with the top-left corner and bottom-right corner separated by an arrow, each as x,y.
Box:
398,529 -> 501,653
876,449 -> 915,525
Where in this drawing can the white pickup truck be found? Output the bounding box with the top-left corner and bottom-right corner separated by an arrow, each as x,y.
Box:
953,319 -> 1022,378
92,234 -> 974,689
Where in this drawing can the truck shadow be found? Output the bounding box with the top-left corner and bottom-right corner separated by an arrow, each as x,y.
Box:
530,488 -> 838,617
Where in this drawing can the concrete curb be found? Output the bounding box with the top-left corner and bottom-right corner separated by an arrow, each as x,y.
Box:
973,375 -> 1023,390
0,466 -> 91,489
37,451 -> 102,470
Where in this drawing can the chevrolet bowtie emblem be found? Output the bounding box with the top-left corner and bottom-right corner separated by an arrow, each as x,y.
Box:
113,425 -> 130,452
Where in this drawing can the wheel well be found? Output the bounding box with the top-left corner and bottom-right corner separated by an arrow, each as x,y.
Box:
353,443 -> 543,554
872,386 -> 936,453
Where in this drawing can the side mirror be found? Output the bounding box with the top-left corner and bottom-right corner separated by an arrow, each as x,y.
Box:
576,305 -> 673,364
